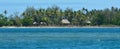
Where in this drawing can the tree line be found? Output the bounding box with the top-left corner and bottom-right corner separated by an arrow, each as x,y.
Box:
0,6 -> 120,27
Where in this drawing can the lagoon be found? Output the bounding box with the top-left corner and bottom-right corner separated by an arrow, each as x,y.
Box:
0,28 -> 120,49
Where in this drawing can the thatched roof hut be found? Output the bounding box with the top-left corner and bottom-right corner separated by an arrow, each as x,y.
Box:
33,22 -> 37,25
61,19 -> 70,24
86,20 -> 91,24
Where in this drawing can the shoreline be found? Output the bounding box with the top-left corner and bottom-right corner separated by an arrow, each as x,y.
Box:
1,26 -> 120,28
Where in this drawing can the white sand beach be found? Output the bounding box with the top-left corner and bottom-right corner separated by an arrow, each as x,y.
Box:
1,26 -> 120,28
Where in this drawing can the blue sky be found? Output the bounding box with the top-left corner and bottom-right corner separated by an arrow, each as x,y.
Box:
0,0 -> 120,15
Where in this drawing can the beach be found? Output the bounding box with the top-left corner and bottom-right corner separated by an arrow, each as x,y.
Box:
1,25 -> 120,28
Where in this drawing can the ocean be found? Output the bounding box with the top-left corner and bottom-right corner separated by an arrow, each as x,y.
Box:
0,28 -> 120,49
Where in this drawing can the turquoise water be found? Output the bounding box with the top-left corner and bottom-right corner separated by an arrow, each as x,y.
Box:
0,28 -> 120,49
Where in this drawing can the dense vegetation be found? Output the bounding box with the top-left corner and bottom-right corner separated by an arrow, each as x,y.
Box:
0,6 -> 120,27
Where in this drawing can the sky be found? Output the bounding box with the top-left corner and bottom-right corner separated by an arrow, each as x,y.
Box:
0,0 -> 120,15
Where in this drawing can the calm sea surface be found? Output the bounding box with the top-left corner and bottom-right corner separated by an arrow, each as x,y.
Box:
0,28 -> 120,49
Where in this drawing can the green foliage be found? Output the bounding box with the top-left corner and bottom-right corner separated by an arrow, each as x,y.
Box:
0,14 -> 7,26
0,6 -> 120,27
22,16 -> 33,26
6,20 -> 14,26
